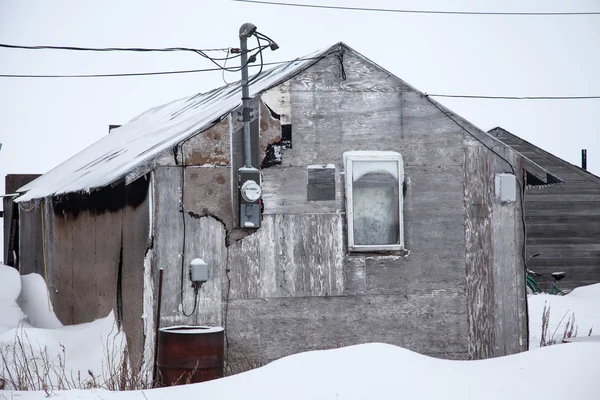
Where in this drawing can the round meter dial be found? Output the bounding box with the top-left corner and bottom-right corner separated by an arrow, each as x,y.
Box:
241,180 -> 262,202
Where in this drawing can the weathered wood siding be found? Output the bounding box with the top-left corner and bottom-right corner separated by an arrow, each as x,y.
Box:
148,46 -> 528,366
48,185 -> 150,360
223,49 -> 471,361
17,202 -> 45,276
463,139 -> 527,358
4,174 -> 41,267
491,127 -> 600,290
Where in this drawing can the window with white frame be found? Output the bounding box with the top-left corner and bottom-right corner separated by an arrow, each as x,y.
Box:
344,151 -> 404,251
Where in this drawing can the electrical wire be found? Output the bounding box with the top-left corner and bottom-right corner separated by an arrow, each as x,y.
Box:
248,35 -> 265,84
427,94 -> 600,100
222,48 -> 231,85
232,0 -> 600,16
0,42 -> 268,73
0,43 -> 230,52
0,54 -> 323,78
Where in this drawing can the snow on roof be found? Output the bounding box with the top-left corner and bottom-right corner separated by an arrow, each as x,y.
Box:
15,46 -> 336,203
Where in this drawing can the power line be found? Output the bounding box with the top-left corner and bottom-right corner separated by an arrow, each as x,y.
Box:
0,43 -> 229,54
0,42 -> 273,74
232,0 -> 600,16
427,94 -> 600,100
0,56 -> 326,78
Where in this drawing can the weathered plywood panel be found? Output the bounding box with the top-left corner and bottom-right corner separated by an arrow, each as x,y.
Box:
226,293 -> 469,362
70,211 -> 99,322
93,210 -> 122,321
182,215 -> 227,326
464,144 -> 494,359
122,194 -> 151,361
490,146 -> 527,356
153,166 -> 185,327
227,214 -> 345,299
51,208 -> 122,325
261,167 -> 343,215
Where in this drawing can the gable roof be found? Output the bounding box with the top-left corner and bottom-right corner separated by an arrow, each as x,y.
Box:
16,43 -> 560,202
489,127 -> 597,185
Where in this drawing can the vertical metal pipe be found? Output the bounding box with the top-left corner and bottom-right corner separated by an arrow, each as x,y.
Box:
239,23 -> 256,168
582,149 -> 587,170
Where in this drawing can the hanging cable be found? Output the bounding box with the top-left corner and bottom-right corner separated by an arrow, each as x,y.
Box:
0,54 -> 324,78
248,35 -> 265,84
232,0 -> 600,16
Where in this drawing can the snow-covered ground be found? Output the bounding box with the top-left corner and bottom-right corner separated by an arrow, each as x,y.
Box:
528,284 -> 600,348
2,262 -> 599,399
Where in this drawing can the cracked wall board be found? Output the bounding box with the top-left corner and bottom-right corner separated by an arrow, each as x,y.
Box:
182,117 -> 230,166
183,166 -> 233,231
227,213 -> 345,299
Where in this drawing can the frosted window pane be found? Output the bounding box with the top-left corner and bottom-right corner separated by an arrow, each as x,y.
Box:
352,161 -> 399,246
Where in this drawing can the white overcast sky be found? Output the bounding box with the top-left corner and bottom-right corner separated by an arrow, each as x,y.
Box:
1,0 -> 599,258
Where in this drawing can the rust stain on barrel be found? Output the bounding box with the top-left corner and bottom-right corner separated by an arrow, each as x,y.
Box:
157,326 -> 224,386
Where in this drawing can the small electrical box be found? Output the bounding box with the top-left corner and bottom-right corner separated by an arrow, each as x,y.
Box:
238,167 -> 262,228
189,258 -> 209,283
495,173 -> 517,203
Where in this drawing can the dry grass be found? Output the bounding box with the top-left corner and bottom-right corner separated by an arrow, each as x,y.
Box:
539,302 -> 593,347
0,327 -> 155,392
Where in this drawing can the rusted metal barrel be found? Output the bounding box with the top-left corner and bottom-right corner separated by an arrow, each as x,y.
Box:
157,326 -> 224,386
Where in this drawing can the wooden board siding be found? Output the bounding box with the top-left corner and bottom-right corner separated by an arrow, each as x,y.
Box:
4,174 -> 41,267
52,209 -> 121,324
463,140 -> 527,358
48,185 -> 150,361
491,128 -> 600,290
220,49 -> 473,361
17,202 -> 45,276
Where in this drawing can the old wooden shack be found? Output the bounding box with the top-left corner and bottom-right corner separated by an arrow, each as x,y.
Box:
12,43 -> 562,370
490,127 -> 600,291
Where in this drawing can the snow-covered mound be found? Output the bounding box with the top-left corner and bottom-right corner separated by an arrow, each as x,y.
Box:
18,272 -> 63,329
8,342 -> 600,400
528,283 -> 600,348
0,264 -> 26,334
